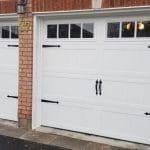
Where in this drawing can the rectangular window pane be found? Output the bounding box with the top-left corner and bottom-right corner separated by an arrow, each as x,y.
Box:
137,21 -> 150,37
83,23 -> 94,38
2,26 -> 10,38
11,26 -> 18,39
70,24 -> 81,38
107,22 -> 120,38
47,24 -> 57,38
59,24 -> 69,38
122,22 -> 135,38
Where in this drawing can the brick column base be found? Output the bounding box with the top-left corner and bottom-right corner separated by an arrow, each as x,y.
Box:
18,118 -> 32,129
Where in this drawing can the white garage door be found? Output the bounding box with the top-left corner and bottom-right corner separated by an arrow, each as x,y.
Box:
40,17 -> 150,144
0,21 -> 18,121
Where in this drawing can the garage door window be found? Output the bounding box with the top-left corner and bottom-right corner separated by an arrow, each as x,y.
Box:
107,22 -> 120,38
1,26 -> 10,38
137,21 -> 150,37
47,24 -> 57,38
83,23 -> 94,38
122,22 -> 135,38
0,25 -> 18,39
47,23 -> 94,39
11,26 -> 18,39
107,21 -> 150,38
59,24 -> 69,38
70,24 -> 81,38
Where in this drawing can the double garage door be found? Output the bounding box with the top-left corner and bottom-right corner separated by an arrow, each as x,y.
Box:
39,16 -> 150,145
0,21 -> 18,121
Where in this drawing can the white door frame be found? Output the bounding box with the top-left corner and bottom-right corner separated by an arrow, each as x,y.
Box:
32,7 -> 150,129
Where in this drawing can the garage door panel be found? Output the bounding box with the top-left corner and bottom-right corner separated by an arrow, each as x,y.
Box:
0,41 -> 18,48
100,111 -> 150,143
103,50 -> 150,73
0,72 -> 18,91
44,41 -> 97,50
0,53 -> 18,67
102,79 -> 150,106
0,68 -> 18,121
42,49 -> 97,73
103,42 -> 150,51
41,103 -> 102,133
42,75 -> 97,100
41,103 -> 150,144
0,94 -> 18,121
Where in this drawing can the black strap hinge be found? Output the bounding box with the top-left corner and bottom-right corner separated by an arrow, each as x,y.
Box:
8,45 -> 19,47
41,99 -> 59,104
7,95 -> 18,99
42,45 -> 61,48
144,112 -> 150,116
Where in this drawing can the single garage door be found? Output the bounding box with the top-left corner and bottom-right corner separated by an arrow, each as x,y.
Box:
40,17 -> 150,144
0,21 -> 18,121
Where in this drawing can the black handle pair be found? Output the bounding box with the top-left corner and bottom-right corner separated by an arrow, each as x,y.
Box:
95,80 -> 102,96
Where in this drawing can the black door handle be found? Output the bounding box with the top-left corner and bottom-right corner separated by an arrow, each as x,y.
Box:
99,80 -> 102,96
95,80 -> 98,95
8,45 -> 18,47
7,95 -> 18,99
144,112 -> 150,116
41,99 -> 59,104
42,45 -> 61,48
148,46 -> 150,48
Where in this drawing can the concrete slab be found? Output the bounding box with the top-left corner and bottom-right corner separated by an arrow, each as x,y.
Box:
0,121 -> 149,150
21,130 -> 58,145
0,124 -> 26,138
20,130 -> 130,150
49,136 -> 89,150
86,143 -> 125,150
36,126 -> 150,150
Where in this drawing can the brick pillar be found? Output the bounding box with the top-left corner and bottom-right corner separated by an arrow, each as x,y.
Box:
18,0 -> 33,129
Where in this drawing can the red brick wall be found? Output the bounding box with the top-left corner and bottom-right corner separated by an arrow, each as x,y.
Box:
0,0 -> 17,13
32,0 -> 92,12
102,0 -> 150,8
18,0 -> 33,129
0,0 -> 150,14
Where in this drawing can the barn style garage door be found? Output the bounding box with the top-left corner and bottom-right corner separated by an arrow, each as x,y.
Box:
40,17 -> 150,144
0,21 -> 18,121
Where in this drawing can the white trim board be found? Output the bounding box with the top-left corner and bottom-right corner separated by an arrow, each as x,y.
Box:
0,14 -> 18,20
32,6 -> 150,18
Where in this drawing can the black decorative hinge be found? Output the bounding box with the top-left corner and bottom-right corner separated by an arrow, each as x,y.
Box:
7,95 -> 18,99
41,99 -> 59,104
144,112 -> 150,116
42,45 -> 61,48
8,45 -> 19,47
